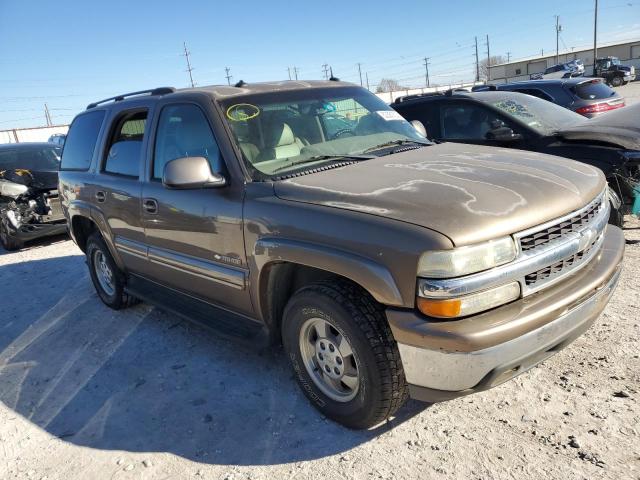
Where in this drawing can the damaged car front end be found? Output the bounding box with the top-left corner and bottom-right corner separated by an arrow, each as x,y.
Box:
0,144 -> 67,250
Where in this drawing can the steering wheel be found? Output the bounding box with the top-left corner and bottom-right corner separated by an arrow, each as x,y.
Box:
330,128 -> 355,140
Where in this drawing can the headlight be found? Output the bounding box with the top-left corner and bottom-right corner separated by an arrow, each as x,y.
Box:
416,282 -> 521,318
417,236 -> 517,278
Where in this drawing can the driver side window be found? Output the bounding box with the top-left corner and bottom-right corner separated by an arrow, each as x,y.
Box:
153,104 -> 223,180
440,103 -> 511,140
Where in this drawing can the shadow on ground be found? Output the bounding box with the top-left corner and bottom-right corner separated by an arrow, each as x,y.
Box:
0,253 -> 427,466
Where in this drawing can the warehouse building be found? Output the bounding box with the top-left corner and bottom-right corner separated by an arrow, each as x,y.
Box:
488,39 -> 640,83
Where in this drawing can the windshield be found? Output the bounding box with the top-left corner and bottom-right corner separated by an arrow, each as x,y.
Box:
0,145 -> 62,171
220,86 -> 428,179
479,92 -> 586,135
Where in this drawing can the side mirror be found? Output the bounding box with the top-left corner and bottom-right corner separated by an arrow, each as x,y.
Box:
486,126 -> 522,142
162,156 -> 226,189
410,120 -> 428,138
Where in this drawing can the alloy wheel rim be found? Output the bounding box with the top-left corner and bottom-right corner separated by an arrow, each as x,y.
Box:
94,250 -> 115,296
299,317 -> 359,402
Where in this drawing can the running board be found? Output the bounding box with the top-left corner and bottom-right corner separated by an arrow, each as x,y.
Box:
126,274 -> 270,349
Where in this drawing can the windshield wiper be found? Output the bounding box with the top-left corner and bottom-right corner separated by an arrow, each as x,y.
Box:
362,139 -> 431,154
272,154 -> 374,173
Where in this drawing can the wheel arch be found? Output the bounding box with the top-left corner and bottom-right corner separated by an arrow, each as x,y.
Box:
252,238 -> 405,341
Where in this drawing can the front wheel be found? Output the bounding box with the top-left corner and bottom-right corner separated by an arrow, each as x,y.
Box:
611,76 -> 623,87
282,281 -> 408,429
0,221 -> 22,251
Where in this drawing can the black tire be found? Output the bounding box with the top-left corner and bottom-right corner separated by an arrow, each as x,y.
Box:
608,204 -> 624,228
282,280 -> 408,429
0,221 -> 22,251
86,232 -> 138,309
611,76 -> 623,87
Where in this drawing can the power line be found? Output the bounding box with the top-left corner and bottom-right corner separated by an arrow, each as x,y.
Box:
182,42 -> 195,87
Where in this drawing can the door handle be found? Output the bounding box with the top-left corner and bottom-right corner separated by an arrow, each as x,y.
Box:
143,198 -> 158,214
95,191 -> 106,202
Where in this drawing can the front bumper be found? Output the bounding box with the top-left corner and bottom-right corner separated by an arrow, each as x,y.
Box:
8,221 -> 67,242
388,225 -> 625,402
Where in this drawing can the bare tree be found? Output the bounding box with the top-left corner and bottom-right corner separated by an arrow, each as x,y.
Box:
375,78 -> 408,93
480,55 -> 506,81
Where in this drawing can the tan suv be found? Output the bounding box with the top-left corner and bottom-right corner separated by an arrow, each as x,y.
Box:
58,81 -> 624,429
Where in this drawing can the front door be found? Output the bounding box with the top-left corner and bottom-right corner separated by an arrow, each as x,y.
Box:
141,102 -> 252,315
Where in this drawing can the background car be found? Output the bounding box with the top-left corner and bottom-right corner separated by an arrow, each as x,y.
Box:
473,78 -> 625,117
392,90 -> 640,226
531,62 -> 581,80
47,133 -> 66,146
0,143 -> 67,250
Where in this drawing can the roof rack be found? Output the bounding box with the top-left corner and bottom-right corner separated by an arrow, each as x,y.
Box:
86,87 -> 176,109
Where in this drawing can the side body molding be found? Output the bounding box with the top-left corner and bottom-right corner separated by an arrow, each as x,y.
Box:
253,237 -> 404,307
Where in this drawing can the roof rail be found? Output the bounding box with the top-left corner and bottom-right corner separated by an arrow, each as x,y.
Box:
86,87 -> 176,109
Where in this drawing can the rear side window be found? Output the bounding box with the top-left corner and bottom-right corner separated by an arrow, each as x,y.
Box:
572,81 -> 616,100
103,111 -> 147,177
513,88 -> 554,102
60,110 -> 105,170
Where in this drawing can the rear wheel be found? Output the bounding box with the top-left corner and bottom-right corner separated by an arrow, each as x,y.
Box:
282,280 -> 408,429
86,232 -> 138,309
611,76 -> 623,87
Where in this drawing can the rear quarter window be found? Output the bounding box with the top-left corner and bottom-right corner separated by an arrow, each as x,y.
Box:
572,81 -> 616,100
60,110 -> 106,170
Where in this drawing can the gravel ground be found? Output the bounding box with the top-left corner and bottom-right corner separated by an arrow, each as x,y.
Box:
0,219 -> 638,480
620,80 -> 640,105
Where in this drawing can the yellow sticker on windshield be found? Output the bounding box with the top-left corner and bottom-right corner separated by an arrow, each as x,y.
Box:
226,103 -> 260,121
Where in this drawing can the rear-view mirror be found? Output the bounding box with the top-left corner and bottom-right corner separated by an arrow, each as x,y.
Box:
162,156 -> 226,189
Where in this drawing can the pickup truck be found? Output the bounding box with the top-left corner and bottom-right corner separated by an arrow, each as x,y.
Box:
591,56 -> 636,87
59,81 -> 624,429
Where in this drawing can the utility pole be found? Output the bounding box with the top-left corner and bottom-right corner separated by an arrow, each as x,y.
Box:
322,63 -> 329,80
423,57 -> 430,87
293,66 -> 299,80
366,72 -> 370,90
555,15 -> 562,63
287,67 -> 292,80
44,103 -> 52,126
506,51 -> 511,63
224,67 -> 232,86
357,63 -> 363,86
182,42 -> 195,88
593,0 -> 598,75
474,36 -> 480,82
485,34 -> 490,80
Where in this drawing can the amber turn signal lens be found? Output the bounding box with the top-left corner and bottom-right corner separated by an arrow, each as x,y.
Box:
416,297 -> 462,318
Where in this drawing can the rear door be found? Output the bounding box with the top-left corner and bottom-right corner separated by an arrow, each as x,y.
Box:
94,106 -> 149,273
140,101 -> 252,315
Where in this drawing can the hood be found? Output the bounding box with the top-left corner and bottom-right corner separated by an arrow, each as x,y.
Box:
557,103 -> 640,150
0,168 -> 58,192
274,143 -> 605,246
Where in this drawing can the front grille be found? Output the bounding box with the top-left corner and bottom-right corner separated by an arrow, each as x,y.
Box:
519,198 -> 603,252
524,237 -> 597,286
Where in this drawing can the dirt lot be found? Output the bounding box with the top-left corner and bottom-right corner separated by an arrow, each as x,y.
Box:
0,216 -> 639,480
621,80 -> 640,105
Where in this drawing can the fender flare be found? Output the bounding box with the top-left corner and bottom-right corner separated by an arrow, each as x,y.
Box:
253,237 -> 405,308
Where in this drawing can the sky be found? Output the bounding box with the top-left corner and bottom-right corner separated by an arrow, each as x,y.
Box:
0,0 -> 638,129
